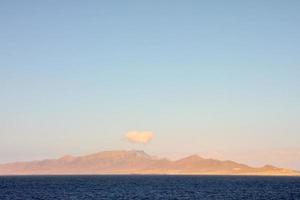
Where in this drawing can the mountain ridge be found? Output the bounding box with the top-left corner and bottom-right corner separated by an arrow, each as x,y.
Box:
0,150 -> 299,176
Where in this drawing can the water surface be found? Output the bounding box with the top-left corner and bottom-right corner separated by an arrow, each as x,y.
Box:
0,175 -> 300,200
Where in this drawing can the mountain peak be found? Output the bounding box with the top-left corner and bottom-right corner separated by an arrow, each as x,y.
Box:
132,150 -> 149,157
0,150 -> 299,176
82,150 -> 152,161
177,154 -> 203,162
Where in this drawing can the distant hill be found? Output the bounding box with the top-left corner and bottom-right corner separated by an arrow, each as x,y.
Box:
0,150 -> 299,175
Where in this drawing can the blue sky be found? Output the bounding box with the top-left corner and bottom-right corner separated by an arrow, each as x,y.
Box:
0,1 -> 300,169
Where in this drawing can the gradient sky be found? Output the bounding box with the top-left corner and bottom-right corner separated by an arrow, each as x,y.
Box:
1,1 -> 300,170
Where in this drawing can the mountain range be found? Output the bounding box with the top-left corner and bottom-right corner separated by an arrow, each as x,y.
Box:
0,150 -> 299,175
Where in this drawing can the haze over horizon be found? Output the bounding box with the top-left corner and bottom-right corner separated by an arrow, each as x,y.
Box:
1,1 -> 300,171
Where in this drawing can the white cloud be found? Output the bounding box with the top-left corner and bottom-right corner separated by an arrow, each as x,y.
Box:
125,131 -> 154,144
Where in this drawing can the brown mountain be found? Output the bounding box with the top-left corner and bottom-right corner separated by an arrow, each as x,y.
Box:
0,150 -> 299,175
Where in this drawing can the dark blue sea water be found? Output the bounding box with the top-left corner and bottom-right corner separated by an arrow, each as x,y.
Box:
0,175 -> 300,200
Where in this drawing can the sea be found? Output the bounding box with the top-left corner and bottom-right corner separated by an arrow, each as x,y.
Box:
0,175 -> 300,200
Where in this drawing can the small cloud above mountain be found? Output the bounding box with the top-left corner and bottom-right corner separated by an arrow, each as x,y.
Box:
125,131 -> 154,144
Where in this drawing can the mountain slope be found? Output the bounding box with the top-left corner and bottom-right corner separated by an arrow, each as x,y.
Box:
0,150 -> 299,175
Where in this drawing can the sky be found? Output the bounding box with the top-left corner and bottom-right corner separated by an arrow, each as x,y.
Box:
0,1 -> 300,170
